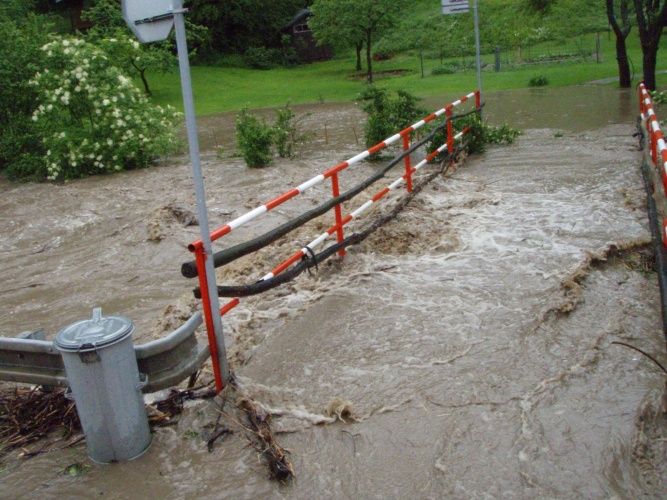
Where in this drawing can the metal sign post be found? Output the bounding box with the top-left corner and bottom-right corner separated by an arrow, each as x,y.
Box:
122,0 -> 230,386
472,0 -> 482,105
442,0 -> 483,107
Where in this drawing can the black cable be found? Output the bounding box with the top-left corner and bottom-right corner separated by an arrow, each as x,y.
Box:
182,106 -> 483,279
192,143 -> 466,299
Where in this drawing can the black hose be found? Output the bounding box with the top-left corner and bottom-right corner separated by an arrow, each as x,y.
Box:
192,144 -> 465,299
181,124 -> 444,278
183,106 -> 483,279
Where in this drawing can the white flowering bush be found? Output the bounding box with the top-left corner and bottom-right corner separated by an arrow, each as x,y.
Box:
30,37 -> 180,180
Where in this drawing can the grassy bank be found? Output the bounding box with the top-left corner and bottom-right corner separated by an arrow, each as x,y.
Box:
149,31 -> 667,116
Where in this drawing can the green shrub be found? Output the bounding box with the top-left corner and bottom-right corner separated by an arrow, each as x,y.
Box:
428,114 -> 521,156
431,65 -> 456,76
279,34 -> 299,67
1,117 -> 46,181
236,108 -> 274,167
274,104 -> 304,158
358,87 -> 427,149
528,75 -> 549,87
31,37 -> 180,180
0,14 -> 49,179
650,90 -> 667,105
244,46 -> 280,69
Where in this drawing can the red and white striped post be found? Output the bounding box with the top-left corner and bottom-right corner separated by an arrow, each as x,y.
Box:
446,105 -> 454,154
330,173 -> 346,257
193,245 -> 224,391
402,132 -> 413,192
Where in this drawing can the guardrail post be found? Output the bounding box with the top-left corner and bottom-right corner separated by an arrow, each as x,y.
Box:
446,105 -> 454,154
194,245 -> 224,391
475,90 -> 481,111
402,133 -> 413,192
330,172 -> 346,257
654,129 -> 664,165
650,116 -> 658,163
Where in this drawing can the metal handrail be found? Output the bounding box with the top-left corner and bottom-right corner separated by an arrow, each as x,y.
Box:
0,313 -> 207,393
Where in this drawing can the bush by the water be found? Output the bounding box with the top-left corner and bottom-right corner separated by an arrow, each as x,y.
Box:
428,114 -> 521,156
358,87 -> 426,149
528,75 -> 549,87
235,109 -> 275,167
30,37 -> 180,181
235,104 -> 308,167
273,104 -> 301,158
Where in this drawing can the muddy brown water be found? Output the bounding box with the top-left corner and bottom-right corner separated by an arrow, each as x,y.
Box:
1,86 -> 666,498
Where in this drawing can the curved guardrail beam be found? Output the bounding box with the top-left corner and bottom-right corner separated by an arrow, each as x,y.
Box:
0,312 -> 207,393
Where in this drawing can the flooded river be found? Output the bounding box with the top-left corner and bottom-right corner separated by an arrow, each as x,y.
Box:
1,86 -> 666,498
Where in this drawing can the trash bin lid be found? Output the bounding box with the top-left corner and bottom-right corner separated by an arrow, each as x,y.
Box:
55,308 -> 134,352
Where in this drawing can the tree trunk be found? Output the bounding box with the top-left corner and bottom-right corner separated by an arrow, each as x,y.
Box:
607,0 -> 632,88
616,36 -> 632,88
633,0 -> 667,90
355,41 -> 363,72
140,68 -> 151,96
366,30 -> 373,84
131,60 -> 152,96
643,43 -> 659,90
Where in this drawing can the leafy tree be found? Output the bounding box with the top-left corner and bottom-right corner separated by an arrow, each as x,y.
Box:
311,0 -> 406,83
633,0 -> 667,90
0,12 -> 50,179
185,0 -> 307,57
606,0 -> 633,88
309,1 -> 365,72
83,0 -> 173,95
30,37 -> 180,180
0,0 -> 38,19
83,0 -> 208,95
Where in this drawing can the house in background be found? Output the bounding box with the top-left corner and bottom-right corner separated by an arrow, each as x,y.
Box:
282,8 -> 333,63
52,0 -> 93,31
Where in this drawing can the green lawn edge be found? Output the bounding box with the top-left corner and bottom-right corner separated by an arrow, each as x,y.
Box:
147,33 -> 667,116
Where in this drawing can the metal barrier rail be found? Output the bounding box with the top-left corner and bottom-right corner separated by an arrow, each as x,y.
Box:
188,90 -> 482,390
638,83 -> 667,246
638,83 -> 667,340
0,313 -> 205,393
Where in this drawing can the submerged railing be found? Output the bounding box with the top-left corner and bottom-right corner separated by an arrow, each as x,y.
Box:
182,90 -> 482,390
637,83 -> 667,339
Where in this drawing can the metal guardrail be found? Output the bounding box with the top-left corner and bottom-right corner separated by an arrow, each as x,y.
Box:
0,313 -> 207,393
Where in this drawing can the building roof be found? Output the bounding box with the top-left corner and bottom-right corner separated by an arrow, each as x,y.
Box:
284,8 -> 312,29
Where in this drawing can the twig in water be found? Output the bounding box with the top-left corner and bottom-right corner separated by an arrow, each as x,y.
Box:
611,341 -> 667,374
340,430 -> 361,455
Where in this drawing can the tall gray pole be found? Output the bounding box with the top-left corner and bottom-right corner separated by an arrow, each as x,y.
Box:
172,0 -> 230,382
473,0 -> 483,107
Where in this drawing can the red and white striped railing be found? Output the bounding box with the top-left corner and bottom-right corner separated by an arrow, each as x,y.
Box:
188,91 -> 479,253
638,83 -> 667,248
190,90 -> 481,389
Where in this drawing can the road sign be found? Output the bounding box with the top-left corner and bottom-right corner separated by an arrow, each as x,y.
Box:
441,0 -> 469,15
122,0 -> 231,390
122,0 -> 175,43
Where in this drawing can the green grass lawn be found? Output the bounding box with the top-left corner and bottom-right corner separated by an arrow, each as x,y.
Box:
148,31 -> 667,116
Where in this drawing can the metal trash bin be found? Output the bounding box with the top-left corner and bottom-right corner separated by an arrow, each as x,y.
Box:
55,308 -> 151,464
